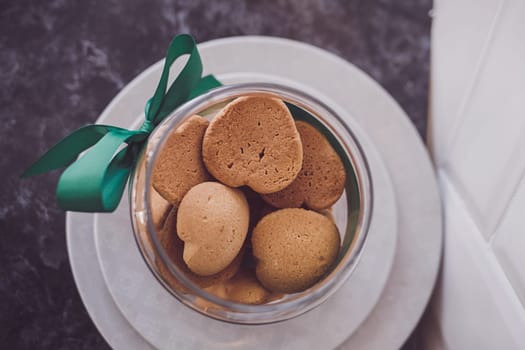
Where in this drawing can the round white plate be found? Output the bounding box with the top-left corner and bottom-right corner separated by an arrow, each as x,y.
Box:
67,36 -> 442,350
67,212 -> 154,349
94,95 -> 397,349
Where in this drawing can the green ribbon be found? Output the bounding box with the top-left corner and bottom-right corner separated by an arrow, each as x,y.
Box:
22,34 -> 221,212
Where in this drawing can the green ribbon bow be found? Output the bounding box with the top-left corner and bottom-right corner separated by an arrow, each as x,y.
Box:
22,34 -> 221,212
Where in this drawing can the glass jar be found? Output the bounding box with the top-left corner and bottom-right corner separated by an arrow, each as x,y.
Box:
130,83 -> 372,324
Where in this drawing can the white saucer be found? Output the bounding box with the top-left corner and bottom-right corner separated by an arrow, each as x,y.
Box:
67,36 -> 442,350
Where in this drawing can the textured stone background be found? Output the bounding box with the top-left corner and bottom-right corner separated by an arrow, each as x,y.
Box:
0,0 -> 431,348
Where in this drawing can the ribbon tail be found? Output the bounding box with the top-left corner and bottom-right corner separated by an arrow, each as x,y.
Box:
98,146 -> 134,212
21,124 -> 130,178
56,130 -> 136,212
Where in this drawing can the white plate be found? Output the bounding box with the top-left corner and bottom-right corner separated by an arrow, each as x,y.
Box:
94,92 -> 397,349
67,36 -> 442,350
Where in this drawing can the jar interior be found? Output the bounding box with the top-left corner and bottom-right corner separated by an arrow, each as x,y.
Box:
130,86 -> 369,324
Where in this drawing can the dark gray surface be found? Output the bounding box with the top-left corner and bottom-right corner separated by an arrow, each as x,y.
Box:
0,0 -> 430,349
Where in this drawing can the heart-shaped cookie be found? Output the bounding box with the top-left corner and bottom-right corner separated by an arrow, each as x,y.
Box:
202,96 -> 303,194
262,121 -> 346,210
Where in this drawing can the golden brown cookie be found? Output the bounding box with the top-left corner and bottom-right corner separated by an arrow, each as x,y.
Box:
150,187 -> 172,231
202,96 -> 303,194
262,121 -> 346,210
251,208 -> 340,293
204,269 -> 273,305
177,182 -> 250,276
152,115 -> 210,206
156,207 -> 243,291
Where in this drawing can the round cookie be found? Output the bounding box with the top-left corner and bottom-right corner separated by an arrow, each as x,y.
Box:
262,121 -> 346,210
177,182 -> 250,276
156,207 -> 243,291
223,269 -> 272,305
152,115 -> 210,206
251,208 -> 340,293
202,96 -> 303,194
204,269 -> 273,305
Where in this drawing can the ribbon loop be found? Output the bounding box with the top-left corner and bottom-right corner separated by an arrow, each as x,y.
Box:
22,34 -> 222,212
147,34 -> 204,124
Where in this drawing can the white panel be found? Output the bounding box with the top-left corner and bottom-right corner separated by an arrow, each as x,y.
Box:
431,173 -> 525,350
493,173 -> 525,308
429,0 -> 503,164
445,0 -> 525,239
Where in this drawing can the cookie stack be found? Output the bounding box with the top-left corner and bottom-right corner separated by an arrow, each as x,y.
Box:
150,96 -> 346,304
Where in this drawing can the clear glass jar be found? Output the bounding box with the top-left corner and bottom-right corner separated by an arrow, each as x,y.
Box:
130,83 -> 372,324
